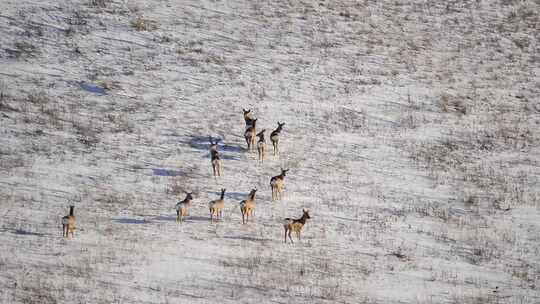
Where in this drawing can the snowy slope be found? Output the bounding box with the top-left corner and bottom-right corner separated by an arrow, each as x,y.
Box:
1,0 -> 539,303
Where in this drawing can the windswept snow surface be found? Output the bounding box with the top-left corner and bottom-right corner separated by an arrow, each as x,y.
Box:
1,0 -> 539,303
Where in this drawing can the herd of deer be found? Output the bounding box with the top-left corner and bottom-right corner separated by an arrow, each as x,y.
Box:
61,109 -> 310,244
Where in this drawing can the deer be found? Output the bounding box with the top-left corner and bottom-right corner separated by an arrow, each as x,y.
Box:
270,168 -> 289,201
256,129 -> 266,162
244,119 -> 257,153
209,137 -> 223,177
209,188 -> 226,222
239,188 -> 257,224
243,108 -> 256,129
175,192 -> 194,223
270,122 -> 285,156
284,209 -> 311,243
62,205 -> 76,238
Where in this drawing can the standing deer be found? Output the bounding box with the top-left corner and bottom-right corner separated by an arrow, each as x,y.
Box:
209,137 -> 223,177
239,188 -> 257,224
175,192 -> 194,223
284,209 -> 311,243
244,119 -> 257,152
270,168 -> 289,201
256,129 -> 266,162
243,108 -> 256,129
270,122 -> 285,156
62,205 -> 76,238
209,188 -> 226,222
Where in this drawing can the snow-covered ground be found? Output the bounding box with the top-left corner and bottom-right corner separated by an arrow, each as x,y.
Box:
1,0 -> 539,303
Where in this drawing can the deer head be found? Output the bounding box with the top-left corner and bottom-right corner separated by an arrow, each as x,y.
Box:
302,208 -> 311,219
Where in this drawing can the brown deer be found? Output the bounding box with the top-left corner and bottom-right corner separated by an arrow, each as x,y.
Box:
209,137 -> 223,177
284,209 -> 311,243
270,168 -> 289,201
240,188 -> 257,224
62,205 -> 76,238
175,192 -> 194,223
244,119 -> 257,152
256,129 -> 266,162
270,122 -> 285,156
243,108 -> 256,128
209,188 -> 226,222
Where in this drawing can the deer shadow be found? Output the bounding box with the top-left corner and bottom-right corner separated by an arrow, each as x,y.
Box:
221,143 -> 245,153
1,228 -> 45,237
153,215 -> 177,222
179,135 -> 211,151
183,216 -> 211,222
113,218 -> 150,224
152,215 -> 209,223
222,235 -> 272,242
180,135 -> 246,154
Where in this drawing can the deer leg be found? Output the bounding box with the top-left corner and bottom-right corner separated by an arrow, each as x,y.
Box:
288,230 -> 294,243
284,228 -> 288,243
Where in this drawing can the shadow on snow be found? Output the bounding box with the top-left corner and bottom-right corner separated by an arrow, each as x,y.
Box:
113,218 -> 150,224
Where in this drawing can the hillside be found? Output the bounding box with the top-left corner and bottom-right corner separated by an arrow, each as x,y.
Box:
1,0 -> 539,303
